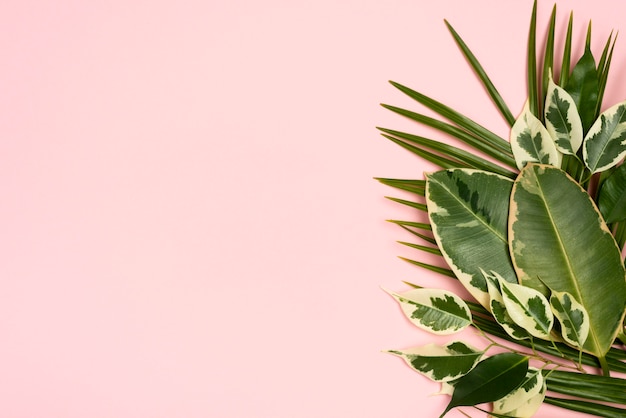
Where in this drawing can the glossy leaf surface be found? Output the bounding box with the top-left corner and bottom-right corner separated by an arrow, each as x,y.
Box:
492,368 -> 545,418
484,270 -> 528,340
441,353 -> 529,417
509,163 -> 626,357
500,279 -> 554,340
426,169 -> 516,308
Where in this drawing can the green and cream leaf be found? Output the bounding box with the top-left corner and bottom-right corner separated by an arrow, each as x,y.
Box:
583,101 -> 626,173
499,279 -> 554,340
550,290 -> 590,349
426,169 -> 516,308
387,341 -> 484,383
492,368 -> 546,418
510,103 -> 562,170
483,270 -> 529,340
388,288 -> 472,335
544,75 -> 583,155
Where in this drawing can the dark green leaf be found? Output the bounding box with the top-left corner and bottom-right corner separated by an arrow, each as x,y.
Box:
440,353 -> 529,417
598,163 -> 626,223
527,0 -> 539,117
558,12 -> 573,87
565,48 -> 599,133
544,397 -> 626,418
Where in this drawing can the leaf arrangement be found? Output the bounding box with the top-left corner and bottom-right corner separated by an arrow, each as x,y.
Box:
379,2 -> 626,417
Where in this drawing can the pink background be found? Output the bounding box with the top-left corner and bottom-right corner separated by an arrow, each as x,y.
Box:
1,0 -> 623,417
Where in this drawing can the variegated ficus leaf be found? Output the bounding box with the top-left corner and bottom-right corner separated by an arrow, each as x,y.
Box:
550,290 -> 590,349
492,368 -> 546,418
544,75 -> 583,155
499,278 -> 554,340
510,102 -> 562,170
387,341 -> 483,383
426,169 -> 516,309
483,270 -> 528,340
583,100 -> 626,173
387,288 -> 472,335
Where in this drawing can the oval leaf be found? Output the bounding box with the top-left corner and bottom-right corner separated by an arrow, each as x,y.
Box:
389,288 -> 472,335
387,341 -> 483,383
441,353 -> 529,417
492,368 -> 545,418
426,169 -> 516,308
483,270 -> 529,340
544,75 -> 584,155
583,101 -> 626,173
550,290 -> 590,349
499,279 -> 554,340
509,163 -> 626,357
597,163 -> 626,223
510,102 -> 562,170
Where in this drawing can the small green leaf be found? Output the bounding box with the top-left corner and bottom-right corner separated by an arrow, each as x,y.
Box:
583,101 -> 626,173
597,163 -> 626,223
499,279 -> 554,340
544,75 -> 584,155
388,288 -> 472,335
492,368 -> 546,418
387,341 -> 484,383
440,353 -> 529,417
511,103 -> 562,169
550,290 -> 589,349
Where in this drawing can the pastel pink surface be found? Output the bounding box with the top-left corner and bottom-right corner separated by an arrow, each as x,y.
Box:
0,1 -> 623,417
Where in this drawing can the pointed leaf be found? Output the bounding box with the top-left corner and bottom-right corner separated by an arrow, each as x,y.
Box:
583,101 -> 626,173
387,341 -> 484,383
597,163 -> 626,223
484,270 -> 529,340
544,75 -> 584,154
441,353 -> 529,417
550,290 -> 589,349
565,47 -> 599,132
389,288 -> 472,335
493,368 -> 545,418
509,163 -> 626,357
499,279 -> 554,340
426,169 -> 516,308
511,103 -> 562,169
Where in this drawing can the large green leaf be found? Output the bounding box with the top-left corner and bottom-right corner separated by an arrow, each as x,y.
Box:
583,101 -> 626,173
597,163 -> 626,223
387,288 -> 472,335
440,353 -> 529,417
508,163 -> 626,358
426,169 -> 516,308
387,341 -> 483,383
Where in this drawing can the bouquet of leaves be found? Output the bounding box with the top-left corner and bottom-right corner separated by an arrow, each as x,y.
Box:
380,1 -> 626,417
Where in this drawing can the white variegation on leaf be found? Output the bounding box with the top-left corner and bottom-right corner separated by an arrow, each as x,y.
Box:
426,169 -> 516,309
550,290 -> 590,349
492,368 -> 546,418
499,278 -> 554,340
511,102 -> 563,170
583,101 -> 626,173
387,341 -> 483,383
483,270 -> 528,340
544,75 -> 583,155
387,288 -> 472,335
